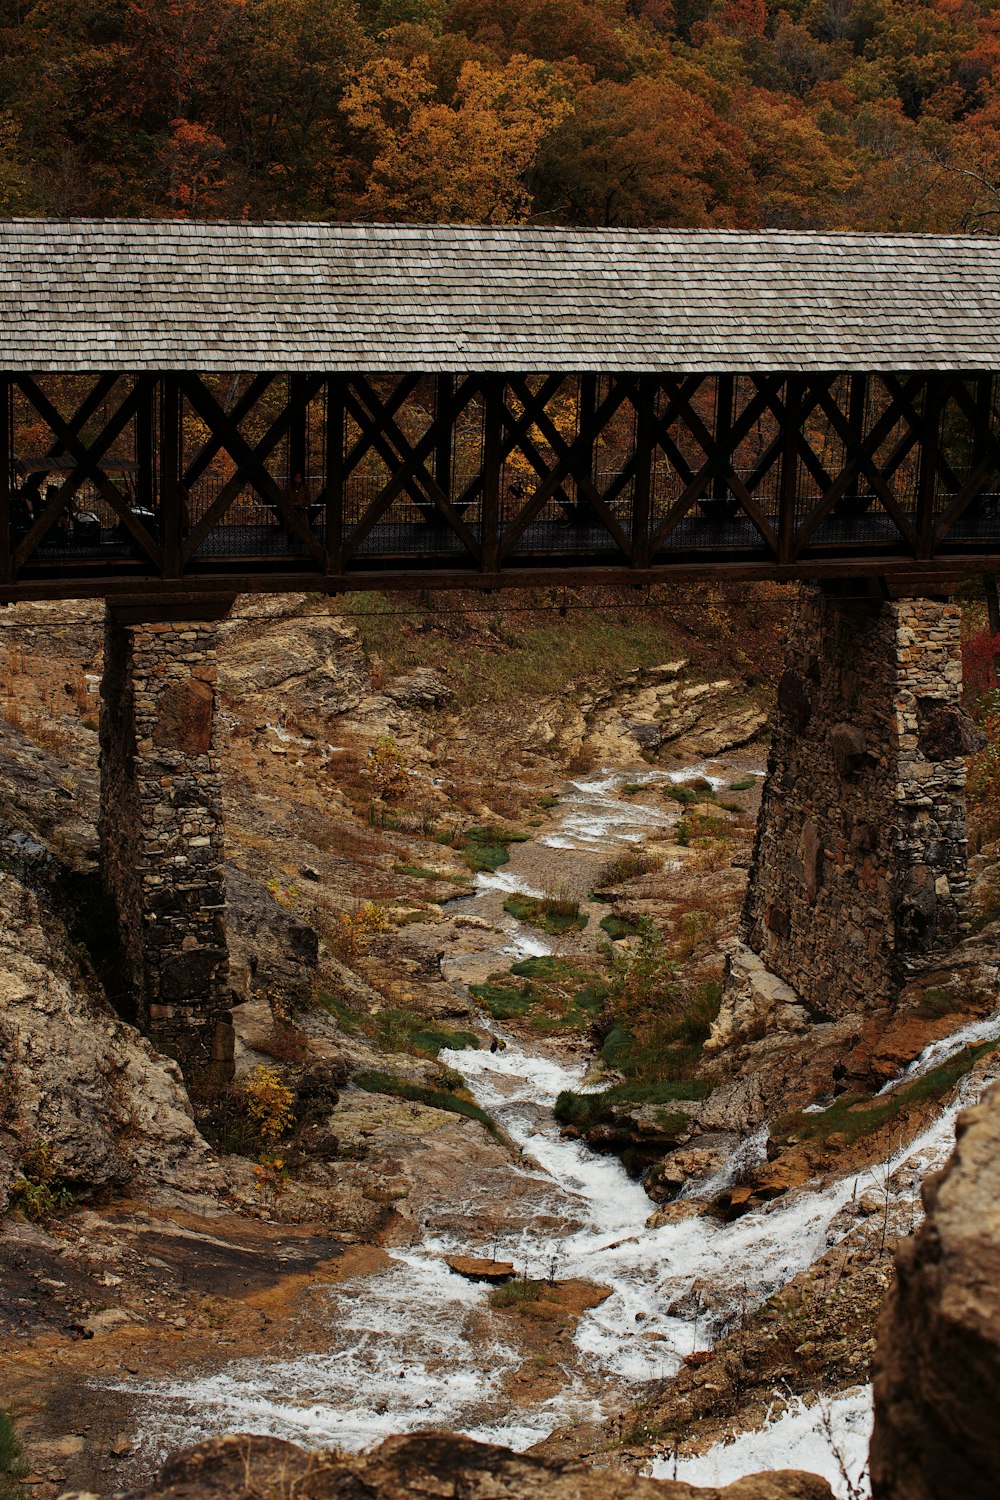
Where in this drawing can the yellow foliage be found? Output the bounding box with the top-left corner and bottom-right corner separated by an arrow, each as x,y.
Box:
240,1065 -> 295,1145
342,52 -> 572,223
332,901 -> 392,960
364,734 -> 410,799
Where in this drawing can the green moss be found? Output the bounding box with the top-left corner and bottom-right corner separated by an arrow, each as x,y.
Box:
915,986 -> 962,1019
317,995 -> 478,1058
600,913 -> 648,940
728,778 -> 756,792
537,795 -> 560,809
455,825 -> 531,873
503,893 -> 588,934
354,1069 -> 502,1139
775,1039 -> 1000,1147
554,1079 -> 708,1131
510,955 -> 584,981
470,983 -> 533,1019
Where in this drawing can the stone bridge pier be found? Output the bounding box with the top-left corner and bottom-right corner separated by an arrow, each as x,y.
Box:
99,600 -> 235,1084
742,583 -> 978,1018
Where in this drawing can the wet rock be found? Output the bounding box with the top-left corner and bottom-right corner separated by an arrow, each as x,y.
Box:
77,1430 -> 834,1498
870,1079 -> 1000,1500
446,1255 -> 515,1282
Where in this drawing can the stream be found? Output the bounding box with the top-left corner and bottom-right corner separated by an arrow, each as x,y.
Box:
121,763 -> 1000,1499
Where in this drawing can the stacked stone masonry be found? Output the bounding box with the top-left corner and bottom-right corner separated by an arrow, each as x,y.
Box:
742,587 -> 974,1018
99,612 -> 234,1082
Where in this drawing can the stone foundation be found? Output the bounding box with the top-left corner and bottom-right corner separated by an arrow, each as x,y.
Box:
741,587 -> 975,1019
99,608 -> 234,1083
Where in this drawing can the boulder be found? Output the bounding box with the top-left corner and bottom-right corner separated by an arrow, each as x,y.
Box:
68,1430 -> 835,1498
446,1255 -> 515,1282
870,1079 -> 1000,1499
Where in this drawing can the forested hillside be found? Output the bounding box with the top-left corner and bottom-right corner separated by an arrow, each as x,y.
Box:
0,0 -> 997,231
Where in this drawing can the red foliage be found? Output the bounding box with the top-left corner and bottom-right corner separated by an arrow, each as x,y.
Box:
962,629 -> 1000,700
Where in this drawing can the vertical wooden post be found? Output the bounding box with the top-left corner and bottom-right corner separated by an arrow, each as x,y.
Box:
779,375 -> 802,564
711,374 -> 734,505
480,377 -> 503,576
0,378 -> 10,587
288,373 -> 308,484
916,375 -> 942,560
434,374 -> 453,502
160,375 -> 181,579
135,374 -> 154,513
631,376 -> 654,569
843,373 -> 868,513
579,373 -> 597,516
325,376 -> 344,580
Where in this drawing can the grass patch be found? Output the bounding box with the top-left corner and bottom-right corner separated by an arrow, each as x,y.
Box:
0,1411 -> 28,1500
915,986 -> 961,1019
470,982 -> 534,1019
594,850 -> 662,888
600,913 -> 648,940
675,811 -> 731,845
394,863 -> 471,886
453,825 -> 531,873
503,893 -> 588,934
354,1069 -> 503,1139
537,795 -> 560,809
471,961 -> 608,1032
490,1277 -> 544,1309
728,778 -> 756,792
317,993 -> 478,1058
775,1039 -> 1000,1148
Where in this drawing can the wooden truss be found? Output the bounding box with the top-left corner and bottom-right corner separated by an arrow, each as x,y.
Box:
2,370 -> 999,602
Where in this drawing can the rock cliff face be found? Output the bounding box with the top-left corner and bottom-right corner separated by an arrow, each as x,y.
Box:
0,868 -> 218,1215
870,1079 -> 1000,1499
67,1431 -> 832,1500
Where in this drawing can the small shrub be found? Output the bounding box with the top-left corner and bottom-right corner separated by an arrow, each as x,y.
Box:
330,901 -> 392,960
364,735 -> 410,800
240,1066 -> 295,1146
594,850 -> 661,888
9,1140 -> 74,1221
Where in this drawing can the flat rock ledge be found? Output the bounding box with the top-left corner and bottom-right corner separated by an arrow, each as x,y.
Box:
445,1254 -> 515,1282
59,1432 -> 834,1499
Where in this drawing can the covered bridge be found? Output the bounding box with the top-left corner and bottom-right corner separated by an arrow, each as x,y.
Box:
1,219 -> 1000,603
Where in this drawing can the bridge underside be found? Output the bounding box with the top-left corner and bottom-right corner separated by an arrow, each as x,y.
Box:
3,370 -> 1000,604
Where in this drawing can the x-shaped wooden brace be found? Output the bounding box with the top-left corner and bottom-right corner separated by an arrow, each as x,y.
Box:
339,375 -> 423,502
648,377 -> 784,556
14,376 -> 160,571
342,375 -> 482,561
499,378 -> 635,559
18,374 -> 121,500
933,377 -> 1000,544
182,374 -> 276,492
797,375 -> 924,552
448,374 -> 566,515
179,374 -> 325,566
500,375 -> 634,557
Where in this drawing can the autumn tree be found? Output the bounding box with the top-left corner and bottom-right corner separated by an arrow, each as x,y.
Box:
342,50 -> 572,220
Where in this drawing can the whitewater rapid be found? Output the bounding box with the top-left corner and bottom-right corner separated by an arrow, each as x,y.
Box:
118,765 -> 993,1499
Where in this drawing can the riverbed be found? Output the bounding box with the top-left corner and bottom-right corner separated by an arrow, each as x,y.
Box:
118,762 -> 1000,1499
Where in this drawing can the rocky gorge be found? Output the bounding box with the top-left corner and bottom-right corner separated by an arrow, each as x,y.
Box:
1,583 -> 999,1499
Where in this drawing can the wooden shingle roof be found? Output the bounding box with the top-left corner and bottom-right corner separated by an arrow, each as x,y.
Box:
1,219 -> 999,373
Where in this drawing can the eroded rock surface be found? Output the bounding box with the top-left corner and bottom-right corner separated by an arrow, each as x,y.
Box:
870,1079 -> 1000,1499
0,869 -> 217,1214
64,1431 -> 832,1500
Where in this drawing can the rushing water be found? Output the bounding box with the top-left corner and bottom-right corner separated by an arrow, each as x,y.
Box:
120,765 -> 995,1499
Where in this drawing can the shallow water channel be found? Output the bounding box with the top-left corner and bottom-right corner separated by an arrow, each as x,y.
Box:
124,765 -> 1000,1498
